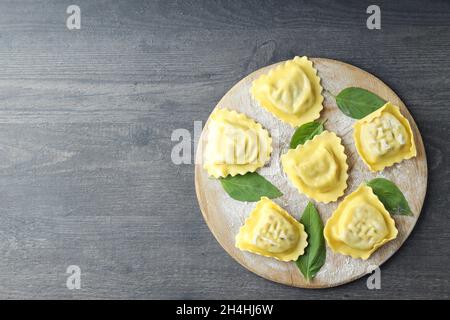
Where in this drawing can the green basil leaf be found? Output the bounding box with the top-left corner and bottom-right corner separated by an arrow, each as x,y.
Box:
335,87 -> 386,119
219,172 -> 282,202
289,120 -> 324,149
296,202 -> 326,281
366,178 -> 413,216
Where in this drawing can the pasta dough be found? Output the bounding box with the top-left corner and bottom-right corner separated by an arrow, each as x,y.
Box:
235,197 -> 308,261
203,108 -> 272,178
281,131 -> 348,203
251,56 -> 323,127
324,184 -> 398,260
353,102 -> 416,171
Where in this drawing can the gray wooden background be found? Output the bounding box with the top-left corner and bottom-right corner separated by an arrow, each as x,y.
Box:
0,0 -> 448,299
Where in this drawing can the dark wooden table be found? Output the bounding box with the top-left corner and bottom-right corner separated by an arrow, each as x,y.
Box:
0,0 -> 448,299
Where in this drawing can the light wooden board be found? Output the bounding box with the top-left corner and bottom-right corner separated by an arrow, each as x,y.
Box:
195,58 -> 427,288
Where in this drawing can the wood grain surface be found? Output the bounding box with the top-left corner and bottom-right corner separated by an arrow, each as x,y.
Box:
0,0 -> 448,299
195,58 -> 427,288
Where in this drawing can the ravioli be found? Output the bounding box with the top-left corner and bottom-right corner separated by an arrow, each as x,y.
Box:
251,56 -> 324,127
235,197 -> 308,261
324,184 -> 398,260
353,102 -> 416,171
281,131 -> 348,203
203,108 -> 272,178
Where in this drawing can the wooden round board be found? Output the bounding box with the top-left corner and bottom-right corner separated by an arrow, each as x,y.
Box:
194,58 -> 427,288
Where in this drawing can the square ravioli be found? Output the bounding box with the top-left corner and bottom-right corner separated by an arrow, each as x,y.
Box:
203,108 -> 272,178
353,102 -> 417,171
251,56 -> 323,127
235,197 -> 308,262
281,130 -> 348,203
324,184 -> 398,260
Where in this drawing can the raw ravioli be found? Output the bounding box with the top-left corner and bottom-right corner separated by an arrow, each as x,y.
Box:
203,108 -> 272,178
235,197 -> 308,262
281,130 -> 348,203
353,102 -> 416,171
324,184 -> 398,260
251,56 -> 323,127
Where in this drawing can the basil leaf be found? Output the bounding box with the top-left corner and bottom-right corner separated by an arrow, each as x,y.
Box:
335,87 -> 386,119
367,178 -> 413,216
296,202 -> 326,281
219,172 -> 282,202
289,120 -> 324,149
